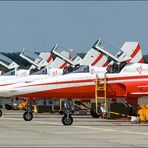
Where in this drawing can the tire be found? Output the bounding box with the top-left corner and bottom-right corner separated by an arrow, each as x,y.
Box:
62,115 -> 73,126
0,110 -> 2,117
5,104 -> 13,110
90,109 -> 100,118
23,111 -> 33,121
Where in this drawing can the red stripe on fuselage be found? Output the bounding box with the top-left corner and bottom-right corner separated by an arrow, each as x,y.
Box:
16,79 -> 95,88
16,75 -> 148,88
0,83 -> 15,86
101,75 -> 148,81
15,79 -> 148,99
17,85 -> 95,99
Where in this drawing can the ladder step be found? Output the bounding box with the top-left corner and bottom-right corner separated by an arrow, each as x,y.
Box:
97,87 -> 106,90
96,75 -> 107,113
96,97 -> 106,99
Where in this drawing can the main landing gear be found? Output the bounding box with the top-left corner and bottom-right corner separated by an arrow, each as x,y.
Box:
61,100 -> 74,125
90,103 -> 101,118
23,100 -> 34,121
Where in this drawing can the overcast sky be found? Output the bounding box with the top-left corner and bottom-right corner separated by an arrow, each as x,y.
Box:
0,1 -> 147,54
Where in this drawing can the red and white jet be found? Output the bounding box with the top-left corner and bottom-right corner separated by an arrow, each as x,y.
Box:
0,39 -> 146,125
0,60 -> 147,125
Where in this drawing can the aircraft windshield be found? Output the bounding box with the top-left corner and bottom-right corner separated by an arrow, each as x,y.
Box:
0,54 -> 14,66
72,65 -> 89,73
53,45 -> 78,61
21,49 -> 43,64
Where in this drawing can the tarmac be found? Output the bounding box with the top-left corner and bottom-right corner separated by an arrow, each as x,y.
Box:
0,110 -> 148,147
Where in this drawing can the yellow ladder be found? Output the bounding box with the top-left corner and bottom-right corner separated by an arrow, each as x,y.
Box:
95,74 -> 107,115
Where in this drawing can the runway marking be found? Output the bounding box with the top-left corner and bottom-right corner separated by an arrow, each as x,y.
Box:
2,117 -> 148,136
75,126 -> 148,136
34,121 -> 61,125
2,117 -> 61,125
2,117 -> 23,121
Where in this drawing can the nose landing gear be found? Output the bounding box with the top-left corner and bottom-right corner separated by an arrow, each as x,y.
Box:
62,115 -> 73,125
61,100 -> 74,125
23,111 -> 33,121
23,100 -> 34,121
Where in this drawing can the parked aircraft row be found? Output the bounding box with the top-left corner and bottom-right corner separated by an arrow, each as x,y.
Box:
0,38 -> 146,125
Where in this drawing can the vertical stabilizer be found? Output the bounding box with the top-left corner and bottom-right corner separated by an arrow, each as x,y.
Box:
81,41 -> 109,67
117,42 -> 144,63
49,50 -> 72,69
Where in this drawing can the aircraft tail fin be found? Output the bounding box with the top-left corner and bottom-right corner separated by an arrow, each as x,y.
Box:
117,42 -> 144,63
82,40 -> 144,68
81,41 -> 109,67
49,50 -> 71,69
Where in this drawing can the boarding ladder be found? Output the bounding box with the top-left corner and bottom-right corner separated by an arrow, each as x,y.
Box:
95,74 -> 107,115
95,75 -> 133,119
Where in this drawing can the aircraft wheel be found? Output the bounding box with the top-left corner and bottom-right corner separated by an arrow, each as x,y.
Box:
62,115 -> 73,126
0,110 -> 2,117
90,109 -> 100,118
5,104 -> 13,110
23,111 -> 33,121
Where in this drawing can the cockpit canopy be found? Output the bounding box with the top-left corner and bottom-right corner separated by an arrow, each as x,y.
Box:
20,49 -> 43,65
0,54 -> 19,70
72,65 -> 89,73
52,44 -> 78,61
30,67 -> 47,75
0,54 -> 13,66
63,65 -> 90,75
